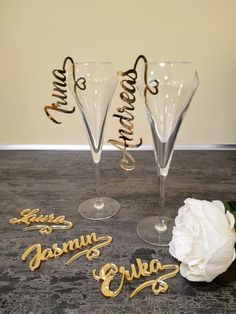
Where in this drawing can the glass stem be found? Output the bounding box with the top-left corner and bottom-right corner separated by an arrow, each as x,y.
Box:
94,161 -> 104,210
155,174 -> 167,232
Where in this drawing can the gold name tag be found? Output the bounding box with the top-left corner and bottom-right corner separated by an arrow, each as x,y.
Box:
21,233 -> 112,271
93,258 -> 179,298
9,209 -> 73,235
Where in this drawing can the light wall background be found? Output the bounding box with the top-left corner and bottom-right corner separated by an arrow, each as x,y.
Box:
0,0 -> 236,146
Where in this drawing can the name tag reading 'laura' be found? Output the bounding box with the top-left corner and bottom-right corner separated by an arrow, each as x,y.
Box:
21,233 -> 112,271
9,209 -> 73,235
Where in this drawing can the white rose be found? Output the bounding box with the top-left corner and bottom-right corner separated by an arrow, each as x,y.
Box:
169,198 -> 236,282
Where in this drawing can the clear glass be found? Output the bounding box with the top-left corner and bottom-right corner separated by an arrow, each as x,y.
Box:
69,62 -> 120,220
137,62 -> 199,246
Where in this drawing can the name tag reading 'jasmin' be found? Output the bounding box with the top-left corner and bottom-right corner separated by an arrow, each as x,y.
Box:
21,233 -> 112,271
93,258 -> 179,298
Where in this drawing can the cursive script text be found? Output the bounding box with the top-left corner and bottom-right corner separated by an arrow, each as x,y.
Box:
9,209 -> 73,235
93,258 -> 179,298
108,55 -> 158,171
21,233 -> 112,271
44,56 -> 77,124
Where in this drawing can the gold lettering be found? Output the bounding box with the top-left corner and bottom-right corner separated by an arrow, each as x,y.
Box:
108,139 -> 141,171
93,258 -> 179,299
53,215 -> 66,224
52,244 -> 63,258
66,235 -> 111,265
21,244 -> 42,272
149,259 -> 162,273
9,209 -> 73,235
108,56 -> 144,170
44,57 -> 76,125
113,114 -> 134,134
93,263 -> 125,298
62,239 -> 80,253
41,248 -> 53,261
34,214 -> 49,223
130,264 -> 179,298
120,92 -> 135,106
109,55 -> 159,171
21,233 -> 112,271
20,209 -> 39,225
136,259 -> 150,277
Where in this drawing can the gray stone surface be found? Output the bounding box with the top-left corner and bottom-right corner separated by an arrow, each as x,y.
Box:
0,150 -> 235,314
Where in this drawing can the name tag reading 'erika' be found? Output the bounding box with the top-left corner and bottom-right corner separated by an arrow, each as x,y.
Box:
93,258 -> 179,298
21,233 -> 112,271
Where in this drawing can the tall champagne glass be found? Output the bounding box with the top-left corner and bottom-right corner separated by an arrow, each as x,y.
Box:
137,62 -> 199,246
69,62 -> 120,220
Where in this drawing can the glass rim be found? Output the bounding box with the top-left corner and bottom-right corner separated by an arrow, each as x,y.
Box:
147,61 -> 193,65
73,61 -> 115,65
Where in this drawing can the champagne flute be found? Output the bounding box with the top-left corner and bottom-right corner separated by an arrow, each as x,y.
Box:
69,62 -> 120,220
137,62 -> 199,246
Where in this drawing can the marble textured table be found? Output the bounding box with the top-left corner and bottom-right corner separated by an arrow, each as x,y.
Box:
0,150 -> 235,314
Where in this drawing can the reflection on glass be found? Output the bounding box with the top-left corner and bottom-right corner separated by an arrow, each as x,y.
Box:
137,62 -> 199,246
69,62 -> 120,220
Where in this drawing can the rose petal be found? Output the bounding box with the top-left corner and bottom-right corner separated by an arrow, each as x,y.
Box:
226,211 -> 236,230
170,198 -> 236,282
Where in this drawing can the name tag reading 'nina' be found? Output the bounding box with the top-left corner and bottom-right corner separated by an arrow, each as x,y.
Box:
21,233 -> 112,271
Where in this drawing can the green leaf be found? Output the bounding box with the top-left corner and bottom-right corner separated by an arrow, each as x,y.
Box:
225,200 -> 236,213
225,200 -> 236,231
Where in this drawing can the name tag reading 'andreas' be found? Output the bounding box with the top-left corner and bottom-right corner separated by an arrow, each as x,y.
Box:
21,233 -> 112,271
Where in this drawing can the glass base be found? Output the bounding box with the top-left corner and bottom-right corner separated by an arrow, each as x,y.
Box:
137,216 -> 174,246
78,197 -> 120,220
